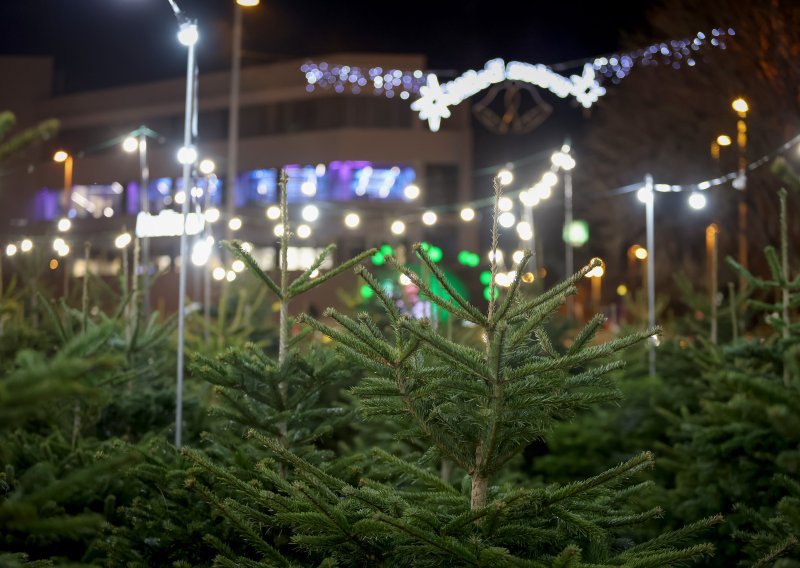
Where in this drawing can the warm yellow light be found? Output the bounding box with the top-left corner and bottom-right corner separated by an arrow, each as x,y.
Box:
49,258 -> 59,270
731,98 -> 749,114
616,284 -> 628,296
236,0 -> 260,6
716,134 -> 732,146
53,150 -> 69,163
521,272 -> 535,284
460,207 -> 475,221
586,265 -> 605,278
634,247 -> 648,260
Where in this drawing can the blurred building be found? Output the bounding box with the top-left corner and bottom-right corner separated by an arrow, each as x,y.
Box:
0,53 -> 474,310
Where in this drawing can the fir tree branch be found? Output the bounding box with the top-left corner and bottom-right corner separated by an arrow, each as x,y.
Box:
289,248 -> 376,297
223,240 -> 283,299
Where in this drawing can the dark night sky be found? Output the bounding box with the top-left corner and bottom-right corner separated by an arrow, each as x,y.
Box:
0,0 -> 649,93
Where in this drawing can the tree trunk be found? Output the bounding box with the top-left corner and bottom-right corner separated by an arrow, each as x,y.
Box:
471,474 -> 487,510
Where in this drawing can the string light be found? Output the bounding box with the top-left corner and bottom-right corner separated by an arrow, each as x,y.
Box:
404,184 -> 420,200
273,224 -> 285,237
512,250 -> 525,264
232,259 -> 245,273
422,211 -> 437,225
57,218 -> 71,232
5,243 -> 17,256
390,220 -> 406,235
204,208 -> 220,223
688,192 -> 707,210
302,205 -> 319,222
717,134 -> 732,146
191,236 -> 214,266
344,212 -> 360,228
520,189 -> 540,207
303,28 -> 732,132
301,181 -> 317,196
226,270 -> 236,282
198,159 -> 216,175
212,267 -> 226,281
20,239 -> 33,253
176,145 -> 198,165
498,212 -> 515,228
228,217 -> 242,231
399,273 -> 412,286
516,221 -> 533,240
497,169 -> 513,186
498,196 -> 513,212
460,207 -> 475,221
266,205 -> 281,220
297,224 -> 312,239
114,232 -> 132,249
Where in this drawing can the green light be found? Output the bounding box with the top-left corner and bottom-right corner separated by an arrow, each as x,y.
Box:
468,253 -> 480,267
380,244 -> 393,256
360,284 -> 375,299
483,286 -> 499,301
458,251 -> 470,265
563,220 -> 589,247
420,241 -> 431,252
479,270 -> 492,286
371,251 -> 385,266
429,246 -> 443,263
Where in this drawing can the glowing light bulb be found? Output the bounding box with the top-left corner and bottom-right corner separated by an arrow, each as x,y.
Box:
716,134 -> 732,146
53,150 -> 69,163
177,145 -> 198,165
177,22 -> 199,47
541,171 -> 558,187
228,217 -> 242,231
20,239 -> 32,253
512,250 -> 525,264
617,284 -> 628,296
297,224 -> 312,239
634,247 -> 648,260
516,221 -> 532,240
115,232 -> 132,249
498,196 -> 513,212
204,207 -> 220,223
637,186 -> 653,204
53,237 -> 66,251
301,181 -> 317,196
498,212 -> 515,228
731,97 -> 749,114
266,205 -> 281,220
688,192 -> 707,210
399,274 -> 412,286
273,224 -> 284,237
497,168 -> 513,186
302,204 -> 319,222
122,136 -> 139,153
5,243 -> 17,256
344,212 -> 360,228
422,211 -> 437,225
404,184 -> 420,200
57,244 -> 69,257
520,189 -> 539,207
198,159 -> 216,175
460,207 -> 475,221
191,238 -> 213,266
232,259 -> 245,273
57,218 -> 71,232
226,270 -> 236,282
212,267 -> 226,281
390,220 -> 406,235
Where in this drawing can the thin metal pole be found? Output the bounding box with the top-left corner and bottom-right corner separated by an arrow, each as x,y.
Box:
175,33 -> 196,450
139,132 -> 151,320
225,5 -> 243,240
644,174 -> 656,377
564,170 -> 574,318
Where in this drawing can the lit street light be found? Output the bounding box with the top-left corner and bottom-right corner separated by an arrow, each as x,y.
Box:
53,150 -> 73,207
226,0 -> 261,242
732,96 -> 749,291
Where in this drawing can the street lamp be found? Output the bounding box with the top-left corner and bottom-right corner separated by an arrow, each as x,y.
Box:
165,0 -> 200,449
638,174 -> 656,377
53,150 -> 73,208
226,0 -> 261,242
122,126 -> 153,319
732,96 -> 749,290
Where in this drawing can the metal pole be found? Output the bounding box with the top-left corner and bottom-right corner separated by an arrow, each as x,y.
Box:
564,170 -> 574,318
645,174 -> 656,377
139,132 -> 151,320
175,29 -> 197,450
736,111 -> 748,292
225,5 -> 243,239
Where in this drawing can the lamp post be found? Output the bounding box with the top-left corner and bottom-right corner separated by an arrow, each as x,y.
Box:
166,0 -> 199,449
226,0 -> 260,241
53,150 -> 73,210
123,128 -> 152,318
732,97 -> 749,292
637,174 -> 656,377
